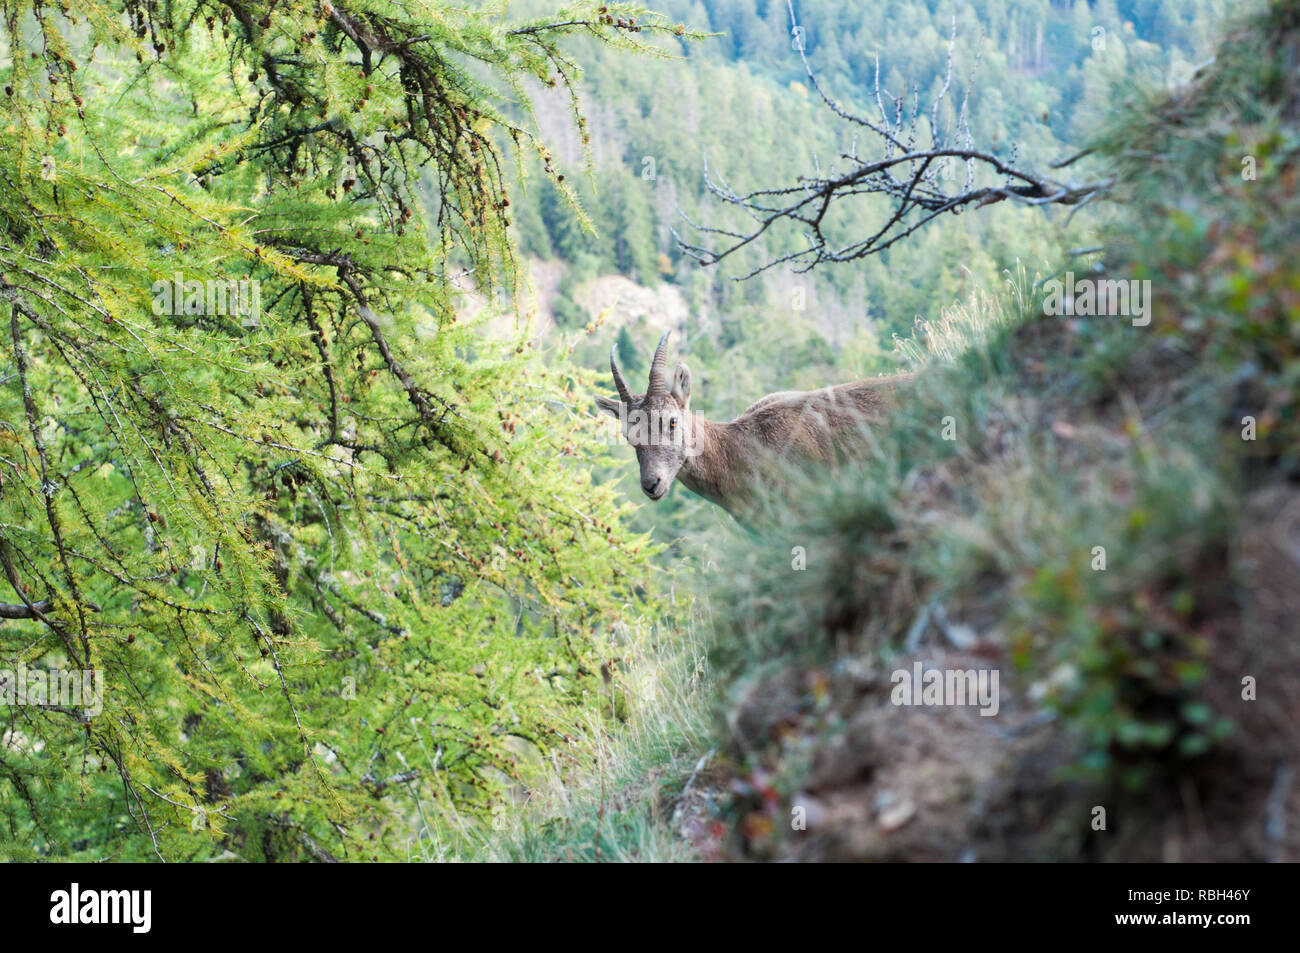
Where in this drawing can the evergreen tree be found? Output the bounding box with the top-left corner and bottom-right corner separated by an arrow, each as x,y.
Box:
0,0 -> 691,861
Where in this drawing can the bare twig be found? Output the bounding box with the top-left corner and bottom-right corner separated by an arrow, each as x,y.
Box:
675,3 -> 1111,278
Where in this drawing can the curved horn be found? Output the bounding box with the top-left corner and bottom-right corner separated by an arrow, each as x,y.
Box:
645,330 -> 671,398
610,341 -> 633,404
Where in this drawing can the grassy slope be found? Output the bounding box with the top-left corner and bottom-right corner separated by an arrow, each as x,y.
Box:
700,0 -> 1300,862
460,0 -> 1300,862
436,592 -> 715,862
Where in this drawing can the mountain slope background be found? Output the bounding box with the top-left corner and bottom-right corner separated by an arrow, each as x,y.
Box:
494,0 -> 1228,543
474,0 -> 1300,862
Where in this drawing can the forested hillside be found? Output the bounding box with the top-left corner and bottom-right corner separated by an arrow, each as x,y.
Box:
498,0 -> 1227,539
490,0 -> 1299,863
689,0 -> 1300,861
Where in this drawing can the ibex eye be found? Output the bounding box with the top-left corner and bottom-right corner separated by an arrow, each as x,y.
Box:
668,419 -> 677,429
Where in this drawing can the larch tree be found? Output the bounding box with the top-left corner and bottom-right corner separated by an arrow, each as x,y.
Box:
0,0 -> 688,861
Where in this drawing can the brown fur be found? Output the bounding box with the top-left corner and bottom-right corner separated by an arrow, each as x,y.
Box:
675,377 -> 914,518
598,331 -> 913,521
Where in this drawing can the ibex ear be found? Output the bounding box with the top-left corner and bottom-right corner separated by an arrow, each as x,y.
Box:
670,362 -> 692,409
594,394 -> 624,419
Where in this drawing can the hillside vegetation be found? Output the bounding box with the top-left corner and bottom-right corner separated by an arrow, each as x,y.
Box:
501,0 -> 1227,548
499,0 -> 1299,862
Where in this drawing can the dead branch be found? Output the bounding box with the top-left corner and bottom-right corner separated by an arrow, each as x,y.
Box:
675,3 -> 1112,278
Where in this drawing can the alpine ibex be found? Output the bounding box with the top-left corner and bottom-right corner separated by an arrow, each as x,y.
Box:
596,331 -> 914,521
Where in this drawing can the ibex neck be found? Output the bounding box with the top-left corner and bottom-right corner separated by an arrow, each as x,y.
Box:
677,414 -> 743,516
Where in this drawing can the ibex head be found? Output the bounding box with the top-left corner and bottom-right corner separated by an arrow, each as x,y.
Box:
595,330 -> 693,501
